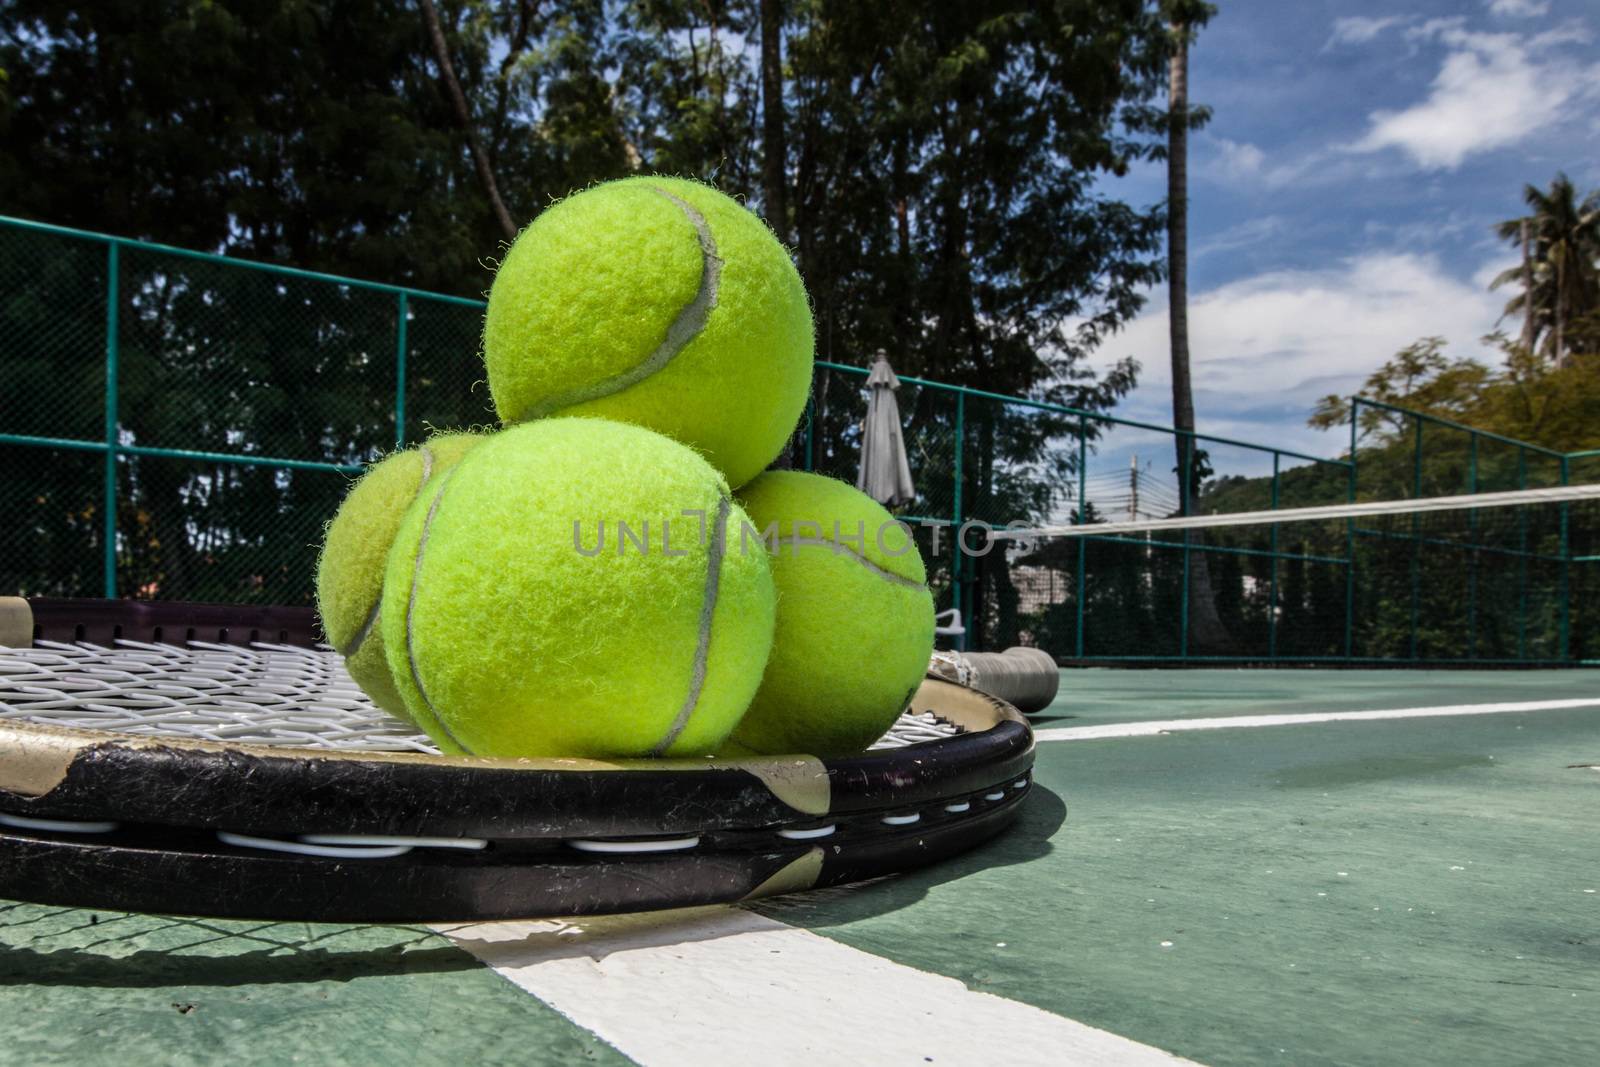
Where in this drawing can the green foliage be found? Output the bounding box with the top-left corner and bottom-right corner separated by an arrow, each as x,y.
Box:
1490,172 -> 1600,363
1311,335 -> 1600,456
0,0 -> 1183,626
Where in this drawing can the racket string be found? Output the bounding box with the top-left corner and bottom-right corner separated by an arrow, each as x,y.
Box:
0,638 -> 959,753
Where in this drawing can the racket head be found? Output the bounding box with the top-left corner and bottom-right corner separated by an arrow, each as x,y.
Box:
0,597 -> 1034,922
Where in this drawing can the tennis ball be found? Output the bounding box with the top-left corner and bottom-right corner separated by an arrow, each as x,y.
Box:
380,417 -> 776,758
483,176 -> 814,489
730,471 -> 935,757
315,433 -> 481,723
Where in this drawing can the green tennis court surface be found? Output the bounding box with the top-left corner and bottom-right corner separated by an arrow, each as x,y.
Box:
3,670 -> 1596,1066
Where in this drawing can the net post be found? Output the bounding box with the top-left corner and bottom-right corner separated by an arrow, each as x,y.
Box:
102,240 -> 120,599
1269,452 -> 1280,659
1075,414 -> 1087,660
394,291 -> 409,448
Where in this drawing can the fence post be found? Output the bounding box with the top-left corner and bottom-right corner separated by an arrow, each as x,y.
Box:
1409,418 -> 1423,660
803,392 -> 814,471
1269,452 -> 1280,659
394,292 -> 409,449
1179,432 -> 1191,659
1559,453 -> 1571,662
1517,450 -> 1528,660
1075,415 -> 1087,660
1344,400 -> 1358,658
1468,433 -> 1479,658
102,241 -> 120,598
951,390 -> 966,651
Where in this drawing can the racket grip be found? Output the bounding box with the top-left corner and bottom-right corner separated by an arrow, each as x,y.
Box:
929,646 -> 1059,713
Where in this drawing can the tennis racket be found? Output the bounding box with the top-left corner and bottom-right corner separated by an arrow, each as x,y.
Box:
0,597 -> 1034,923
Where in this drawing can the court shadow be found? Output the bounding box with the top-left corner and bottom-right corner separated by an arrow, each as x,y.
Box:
0,790 -> 1070,979
436,786 -> 1070,963
0,912 -> 480,989
749,782 -> 1069,929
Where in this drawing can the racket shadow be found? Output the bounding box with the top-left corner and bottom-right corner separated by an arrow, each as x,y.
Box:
746,782 -> 1068,929
434,787 -> 1067,967
0,907 -> 481,988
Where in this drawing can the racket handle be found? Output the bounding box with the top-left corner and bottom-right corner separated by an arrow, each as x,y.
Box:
929,647 -> 1059,713
0,597 -> 30,648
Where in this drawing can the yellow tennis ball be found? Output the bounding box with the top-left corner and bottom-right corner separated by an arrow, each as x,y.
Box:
730,471 -> 935,757
315,433 -> 482,722
380,418 -> 776,758
483,176 -> 814,488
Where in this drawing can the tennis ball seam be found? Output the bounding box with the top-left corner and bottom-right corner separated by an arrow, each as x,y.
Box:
649,491 -> 733,756
513,187 -> 724,422
773,534 -> 924,590
336,443 -> 437,658
401,469 -> 472,753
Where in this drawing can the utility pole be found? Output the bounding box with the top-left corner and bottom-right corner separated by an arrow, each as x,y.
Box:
1129,454 -> 1139,522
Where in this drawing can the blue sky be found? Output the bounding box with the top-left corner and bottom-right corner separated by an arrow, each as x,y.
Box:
1088,0 -> 1600,473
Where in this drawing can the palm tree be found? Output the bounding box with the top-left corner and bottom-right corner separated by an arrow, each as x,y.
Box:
1492,173 -> 1600,364
1163,0 -> 1228,654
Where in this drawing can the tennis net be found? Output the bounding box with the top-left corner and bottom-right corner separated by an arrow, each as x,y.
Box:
984,483 -> 1600,664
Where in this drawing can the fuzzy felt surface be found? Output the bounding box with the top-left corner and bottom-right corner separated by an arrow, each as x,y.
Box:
315,432 -> 481,720
731,472 -> 935,757
483,176 -> 814,489
379,418 -> 776,758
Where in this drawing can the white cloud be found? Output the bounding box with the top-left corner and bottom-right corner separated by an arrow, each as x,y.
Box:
1210,137 -> 1265,181
1193,215 -> 1286,259
1326,15 -> 1410,47
1350,22 -> 1599,169
1093,254 -> 1505,456
1487,0 -> 1550,17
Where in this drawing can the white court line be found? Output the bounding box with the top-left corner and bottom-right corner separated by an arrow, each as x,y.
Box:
1034,697 -> 1600,742
437,906 -> 1194,1067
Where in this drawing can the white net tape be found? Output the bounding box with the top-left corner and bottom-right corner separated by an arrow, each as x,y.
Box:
0,639 -> 958,754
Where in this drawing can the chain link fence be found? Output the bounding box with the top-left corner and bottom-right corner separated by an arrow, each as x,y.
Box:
794,368 -> 1593,665
3,215 -> 1592,664
2,216 -> 486,606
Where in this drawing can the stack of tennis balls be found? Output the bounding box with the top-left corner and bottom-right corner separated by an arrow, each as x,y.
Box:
316,175 -> 935,760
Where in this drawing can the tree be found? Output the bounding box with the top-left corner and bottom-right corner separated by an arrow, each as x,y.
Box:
1310,334 -> 1599,457
1492,173 -> 1600,366
758,0 -> 788,237
770,1 -> 1184,648
0,0 -> 637,296
1157,0 -> 1223,651
1309,338 -> 1491,439
0,0 -> 1184,611
419,0 -> 518,241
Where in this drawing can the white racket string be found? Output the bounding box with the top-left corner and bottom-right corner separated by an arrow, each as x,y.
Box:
0,638 -> 958,753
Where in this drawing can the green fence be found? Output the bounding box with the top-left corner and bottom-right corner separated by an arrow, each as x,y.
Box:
1,215 -> 487,606
796,362 -> 1593,666
2,214 -> 1593,664
798,361 -> 1360,660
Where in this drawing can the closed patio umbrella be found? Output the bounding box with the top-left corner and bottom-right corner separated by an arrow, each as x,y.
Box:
857,349 -> 916,508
